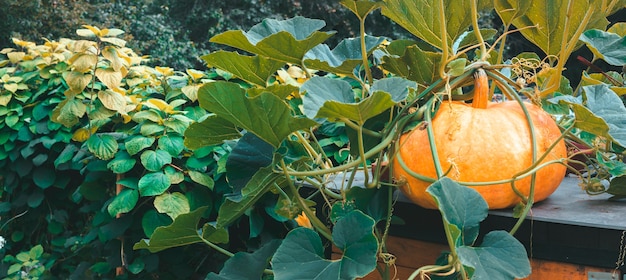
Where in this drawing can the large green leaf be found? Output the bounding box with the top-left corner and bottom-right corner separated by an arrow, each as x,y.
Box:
579,29 -> 626,66
154,192 -> 190,220
184,115 -> 241,150
33,167 -> 56,189
427,177 -> 488,246
216,167 -> 282,228
317,91 -> 395,125
188,170 -> 214,190
226,132 -> 275,194
210,16 -> 335,65
198,81 -> 316,148
304,36 -> 386,74
457,231 -> 531,280
340,0 -> 383,19
562,85 -> 626,147
133,206 -> 228,253
300,76 -> 354,120
494,0 -> 609,56
382,44 -> 442,87
201,51 -> 285,86
141,210 -> 172,237
107,189 -> 139,217
272,210 -> 378,279
381,0 -> 491,50
86,133 -> 118,160
370,77 -> 416,102
207,239 -> 282,280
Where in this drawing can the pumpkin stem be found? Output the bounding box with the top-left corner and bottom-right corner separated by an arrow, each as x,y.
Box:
472,69 -> 489,109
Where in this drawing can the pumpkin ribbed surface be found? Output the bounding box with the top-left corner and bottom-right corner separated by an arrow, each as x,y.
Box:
392,71 -> 567,209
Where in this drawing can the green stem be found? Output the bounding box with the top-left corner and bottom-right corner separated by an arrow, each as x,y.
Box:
341,118 -> 382,138
360,17 -> 373,89
280,160 -> 333,241
437,0 -> 449,78
424,99 -> 444,178
470,0 -> 487,61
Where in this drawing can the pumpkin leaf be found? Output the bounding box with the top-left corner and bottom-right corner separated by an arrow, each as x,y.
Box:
226,132 -> 275,194
86,133 -> 118,160
304,36 -> 386,74
154,192 -> 190,220
216,167 -> 282,228
317,91 -> 395,125
107,189 -> 139,217
210,16 -> 335,65
457,231 -> 531,280
198,81 -> 316,148
494,0 -> 609,56
579,29 -> 626,66
134,206 -> 228,253
271,210 -> 378,280
207,239 -> 282,280
563,85 -> 626,148
427,177 -> 488,246
201,51 -> 285,87
382,44 -> 442,87
340,0 -> 383,19
184,115 -> 241,150
381,0 -> 491,51
370,77 -> 417,102
300,76 -> 354,121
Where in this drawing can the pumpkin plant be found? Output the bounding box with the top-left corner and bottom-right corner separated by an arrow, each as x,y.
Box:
157,0 -> 624,279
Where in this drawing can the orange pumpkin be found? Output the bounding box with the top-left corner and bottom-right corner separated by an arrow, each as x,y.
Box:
392,69 -> 567,209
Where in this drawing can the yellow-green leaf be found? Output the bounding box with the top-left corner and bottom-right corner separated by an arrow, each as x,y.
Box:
98,89 -> 126,111
100,37 -> 127,48
64,71 -> 93,91
102,46 -> 125,71
7,52 -> 25,64
68,53 -> 98,73
0,92 -> 12,106
95,67 -> 123,90
181,84 -> 200,102
3,83 -> 18,93
101,28 -> 125,37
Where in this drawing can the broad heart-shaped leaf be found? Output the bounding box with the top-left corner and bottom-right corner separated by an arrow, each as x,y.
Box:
272,210 -> 378,280
427,177 -> 488,246
579,29 -> 626,66
198,81 -> 316,148
157,135 -> 184,157
138,172 -> 171,197
188,170 -> 214,190
340,0 -> 383,19
107,189 -> 139,217
86,133 -> 118,160
495,0 -> 609,56
226,133 -> 275,195
140,149 -> 172,172
216,167 -> 283,228
154,192 -> 190,220
301,76 -> 354,121
201,51 -> 285,87
381,0 -> 492,51
207,239 -> 282,280
210,16 -> 335,65
107,151 -> 136,174
317,91 -> 396,125
371,77 -> 417,102
382,44 -> 442,87
133,206 -> 229,253
457,231 -> 531,280
184,115 -> 241,150
304,36 -> 386,74
562,85 -> 626,148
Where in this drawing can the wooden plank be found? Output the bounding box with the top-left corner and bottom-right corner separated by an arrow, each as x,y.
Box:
335,235 -> 619,279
